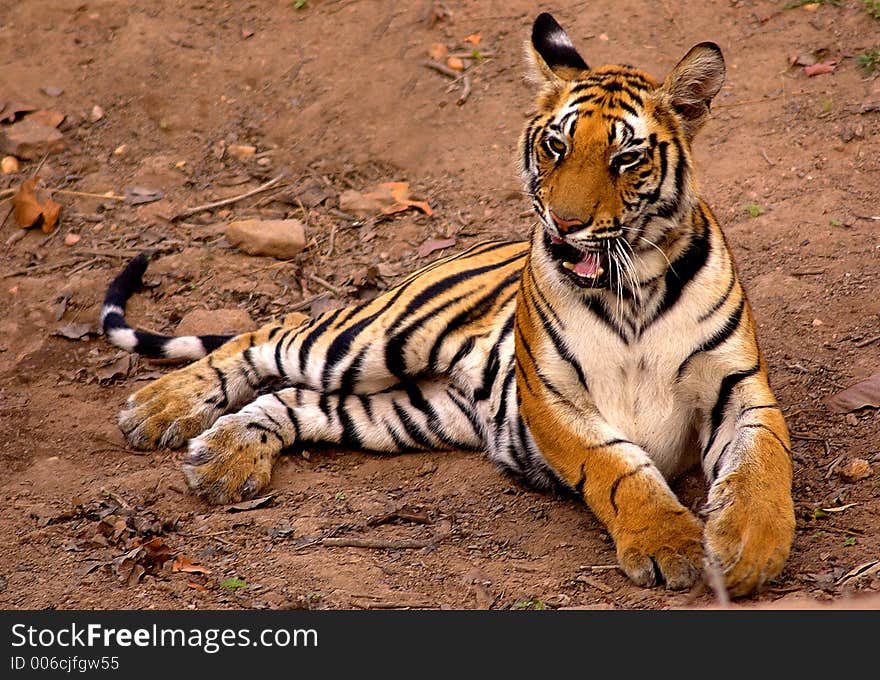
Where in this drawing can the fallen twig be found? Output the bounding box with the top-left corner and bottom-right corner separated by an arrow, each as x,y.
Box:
350,598 -> 435,609
854,334 -> 880,348
2,256 -> 85,278
457,74 -> 472,106
703,558 -> 731,608
760,149 -> 775,167
308,273 -> 345,296
421,59 -> 463,79
50,188 -> 126,201
289,292 -> 328,312
322,537 -> 433,550
173,174 -> 287,220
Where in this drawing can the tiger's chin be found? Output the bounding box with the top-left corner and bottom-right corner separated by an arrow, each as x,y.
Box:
543,232 -> 610,289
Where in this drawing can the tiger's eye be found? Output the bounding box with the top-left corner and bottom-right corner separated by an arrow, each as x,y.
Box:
614,150 -> 642,166
544,137 -> 568,156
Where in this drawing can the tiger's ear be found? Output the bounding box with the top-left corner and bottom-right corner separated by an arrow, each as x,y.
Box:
529,13 -> 589,85
661,42 -> 725,140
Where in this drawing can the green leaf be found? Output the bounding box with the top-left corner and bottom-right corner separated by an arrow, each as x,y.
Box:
743,203 -> 765,218
219,577 -> 248,591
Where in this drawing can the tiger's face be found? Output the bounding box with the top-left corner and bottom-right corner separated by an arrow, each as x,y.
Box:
520,14 -> 725,291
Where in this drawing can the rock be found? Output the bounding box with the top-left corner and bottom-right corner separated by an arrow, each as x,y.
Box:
175,308 -> 255,337
837,458 -> 872,483
225,219 -> 306,259
90,105 -> 104,122
228,144 -> 256,160
1,156 -> 19,174
0,119 -> 65,160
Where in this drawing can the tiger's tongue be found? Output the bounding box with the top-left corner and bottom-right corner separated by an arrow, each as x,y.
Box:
572,251 -> 600,276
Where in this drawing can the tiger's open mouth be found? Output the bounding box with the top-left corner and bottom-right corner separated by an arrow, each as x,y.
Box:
545,233 -> 609,288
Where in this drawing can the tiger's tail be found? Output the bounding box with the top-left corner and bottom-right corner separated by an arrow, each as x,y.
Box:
100,252 -> 234,361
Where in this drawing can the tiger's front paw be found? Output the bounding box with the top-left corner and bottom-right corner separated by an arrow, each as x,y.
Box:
117,362 -> 227,450
614,508 -> 705,590
181,413 -> 283,504
703,472 -> 795,597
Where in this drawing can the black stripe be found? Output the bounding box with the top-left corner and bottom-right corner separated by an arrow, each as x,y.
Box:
677,296 -> 745,379
737,404 -> 779,419
273,392 -> 300,442
207,357 -> 229,409
643,209 -> 711,330
704,363 -> 761,457
609,463 -> 651,514
298,307 -> 344,376
447,388 -> 483,440
273,327 -> 296,379
245,422 -> 284,447
337,395 -> 363,449
427,272 -> 520,371
739,423 -> 792,454
391,400 -> 434,450
698,270 -> 737,322
357,393 -> 374,423
525,281 -> 589,389
473,313 -> 514,402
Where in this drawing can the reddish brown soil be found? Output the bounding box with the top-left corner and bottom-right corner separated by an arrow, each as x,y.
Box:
1,1 -> 878,611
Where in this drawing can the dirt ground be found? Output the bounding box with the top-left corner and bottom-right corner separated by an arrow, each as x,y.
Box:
1,0 -> 878,611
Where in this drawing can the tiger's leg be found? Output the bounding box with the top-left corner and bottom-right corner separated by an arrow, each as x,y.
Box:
182,382 -> 483,503
118,318 -> 303,450
520,401 -> 704,589
701,367 -> 795,597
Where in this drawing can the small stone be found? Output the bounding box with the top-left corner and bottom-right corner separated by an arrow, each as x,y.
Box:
228,144 -> 256,160
845,413 -> 859,427
0,119 -> 65,160
256,157 -> 271,166
1,156 -> 19,174
811,318 -> 824,327
837,458 -> 871,482
89,105 -> 104,122
41,85 -> 64,97
226,218 -> 306,259
113,144 -> 128,156
64,233 -> 81,246
175,308 -> 255,337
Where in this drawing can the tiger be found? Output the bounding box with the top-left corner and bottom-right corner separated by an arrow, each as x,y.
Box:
101,13 -> 795,597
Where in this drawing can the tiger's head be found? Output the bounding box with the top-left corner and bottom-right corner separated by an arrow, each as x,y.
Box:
520,13 -> 725,291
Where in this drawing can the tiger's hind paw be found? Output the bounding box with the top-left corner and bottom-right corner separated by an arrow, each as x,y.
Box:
181,413 -> 283,504
117,364 -> 229,450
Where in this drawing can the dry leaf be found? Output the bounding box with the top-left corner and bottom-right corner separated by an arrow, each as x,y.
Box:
11,178 -> 62,232
96,353 -> 137,384
339,182 -> 433,217
27,109 -> 65,128
226,494 -> 275,512
804,60 -> 838,77
463,33 -> 481,45
837,459 -> 872,483
427,43 -> 448,61
124,186 -> 164,205
824,373 -> 880,413
0,100 -> 36,123
418,237 -> 457,258
446,56 -> 465,71
172,555 -> 212,575
53,322 -> 94,340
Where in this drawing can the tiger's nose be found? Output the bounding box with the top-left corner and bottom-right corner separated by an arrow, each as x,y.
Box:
550,210 -> 589,234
